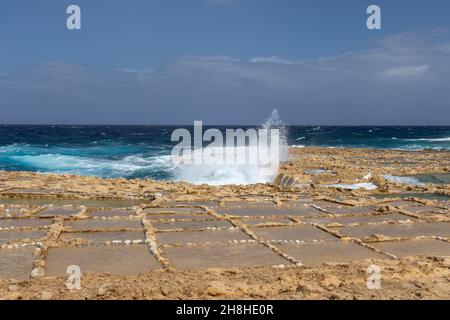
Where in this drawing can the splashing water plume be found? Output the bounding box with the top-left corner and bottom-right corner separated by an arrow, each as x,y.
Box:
174,109 -> 287,185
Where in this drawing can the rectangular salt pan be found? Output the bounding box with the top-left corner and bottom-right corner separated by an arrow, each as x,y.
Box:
156,229 -> 249,245
164,243 -> 287,269
371,239 -> 450,258
250,225 -> 337,242
60,231 -> 146,243
338,222 -> 450,239
278,241 -> 387,265
0,248 -> 34,280
45,245 -> 161,276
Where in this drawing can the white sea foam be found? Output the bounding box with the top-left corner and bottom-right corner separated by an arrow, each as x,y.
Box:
10,153 -> 174,178
325,182 -> 378,190
400,137 -> 450,142
173,159 -> 273,185
291,144 -> 305,148
173,109 -> 288,185
383,175 -> 424,186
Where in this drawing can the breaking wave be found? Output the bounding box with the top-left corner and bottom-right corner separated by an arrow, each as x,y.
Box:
173,109 -> 288,185
0,147 -> 175,180
399,137 -> 450,142
0,124 -> 449,184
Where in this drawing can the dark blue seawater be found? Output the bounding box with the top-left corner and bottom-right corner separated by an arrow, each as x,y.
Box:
0,125 -> 449,180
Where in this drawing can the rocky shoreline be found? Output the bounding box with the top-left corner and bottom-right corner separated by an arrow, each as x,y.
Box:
0,147 -> 449,300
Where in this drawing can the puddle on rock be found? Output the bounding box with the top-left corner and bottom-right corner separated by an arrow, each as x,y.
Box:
410,173 -> 450,185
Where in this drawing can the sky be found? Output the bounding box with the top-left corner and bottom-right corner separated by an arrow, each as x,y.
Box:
0,0 -> 449,125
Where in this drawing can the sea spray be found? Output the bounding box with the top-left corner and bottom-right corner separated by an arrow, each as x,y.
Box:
262,109 -> 289,162
2,125 -> 447,181
171,109 -> 287,185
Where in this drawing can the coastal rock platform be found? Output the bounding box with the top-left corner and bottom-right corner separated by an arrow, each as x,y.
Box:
0,147 -> 449,299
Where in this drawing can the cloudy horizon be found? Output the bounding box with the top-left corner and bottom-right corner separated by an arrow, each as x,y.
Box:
1,0 -> 449,125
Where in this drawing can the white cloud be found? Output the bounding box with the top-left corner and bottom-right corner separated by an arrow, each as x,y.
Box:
1,31 -> 450,125
116,66 -> 155,74
385,65 -> 430,77
249,56 -> 297,65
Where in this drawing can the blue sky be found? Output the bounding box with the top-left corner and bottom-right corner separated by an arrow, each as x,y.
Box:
1,0 -> 450,124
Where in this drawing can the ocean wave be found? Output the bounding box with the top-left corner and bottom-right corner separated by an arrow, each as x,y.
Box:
1,125 -> 449,184
393,145 -> 449,151
6,152 -> 175,179
399,137 -> 450,142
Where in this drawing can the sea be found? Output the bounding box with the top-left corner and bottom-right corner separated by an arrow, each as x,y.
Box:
0,125 -> 449,185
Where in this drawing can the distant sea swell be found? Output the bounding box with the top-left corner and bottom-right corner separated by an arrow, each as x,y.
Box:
0,125 -> 449,184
